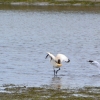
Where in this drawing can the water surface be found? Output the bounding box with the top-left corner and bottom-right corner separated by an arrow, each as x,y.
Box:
0,6 -> 100,91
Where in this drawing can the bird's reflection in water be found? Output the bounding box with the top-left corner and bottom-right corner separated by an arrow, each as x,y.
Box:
49,76 -> 62,89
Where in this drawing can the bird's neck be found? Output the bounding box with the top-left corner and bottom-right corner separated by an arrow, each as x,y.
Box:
58,59 -> 61,64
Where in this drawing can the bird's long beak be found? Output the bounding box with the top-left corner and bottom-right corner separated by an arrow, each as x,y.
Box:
45,54 -> 49,59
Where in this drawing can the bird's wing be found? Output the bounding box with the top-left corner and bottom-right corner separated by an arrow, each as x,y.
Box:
88,60 -> 100,68
92,61 -> 100,67
56,54 -> 70,63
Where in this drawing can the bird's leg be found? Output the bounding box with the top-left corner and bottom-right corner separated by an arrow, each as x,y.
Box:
56,68 -> 60,75
54,70 -> 56,76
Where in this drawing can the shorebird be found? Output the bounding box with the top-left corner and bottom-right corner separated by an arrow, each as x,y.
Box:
88,60 -> 100,68
45,52 -> 70,76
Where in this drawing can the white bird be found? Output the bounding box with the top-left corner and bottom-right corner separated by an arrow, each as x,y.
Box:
45,52 -> 70,76
88,60 -> 100,68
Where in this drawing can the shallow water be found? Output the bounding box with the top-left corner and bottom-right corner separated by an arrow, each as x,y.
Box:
0,6 -> 100,91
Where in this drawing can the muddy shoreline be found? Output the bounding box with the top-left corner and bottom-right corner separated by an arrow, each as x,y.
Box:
0,0 -> 100,6
0,85 -> 100,100
0,3 -> 100,12
0,1 -> 100,11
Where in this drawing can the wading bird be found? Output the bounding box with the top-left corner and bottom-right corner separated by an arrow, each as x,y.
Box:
88,60 -> 100,68
45,52 -> 70,76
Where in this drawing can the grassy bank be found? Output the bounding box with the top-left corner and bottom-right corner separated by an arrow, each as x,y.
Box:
0,85 -> 100,100
0,0 -> 100,6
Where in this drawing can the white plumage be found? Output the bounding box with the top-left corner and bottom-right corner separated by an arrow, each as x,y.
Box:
45,52 -> 70,76
88,60 -> 100,68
